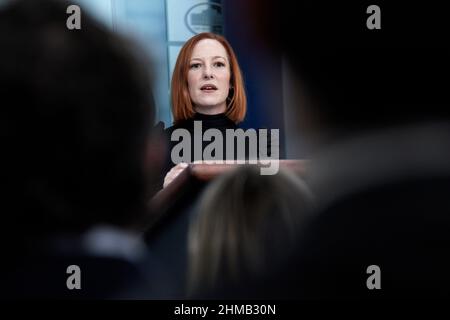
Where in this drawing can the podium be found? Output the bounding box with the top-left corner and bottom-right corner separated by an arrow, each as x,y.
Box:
147,160 -> 308,232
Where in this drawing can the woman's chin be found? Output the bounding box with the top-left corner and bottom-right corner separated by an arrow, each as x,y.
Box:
195,104 -> 226,114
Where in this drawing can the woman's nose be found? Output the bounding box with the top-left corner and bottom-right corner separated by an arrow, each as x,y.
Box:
203,66 -> 214,79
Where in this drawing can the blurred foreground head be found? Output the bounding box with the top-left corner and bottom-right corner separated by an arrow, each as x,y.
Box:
239,0 -> 449,141
0,0 -> 155,242
234,1 -> 450,298
187,166 -> 314,295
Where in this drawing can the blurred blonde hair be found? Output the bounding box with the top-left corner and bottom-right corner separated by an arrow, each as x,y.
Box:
187,165 -> 314,295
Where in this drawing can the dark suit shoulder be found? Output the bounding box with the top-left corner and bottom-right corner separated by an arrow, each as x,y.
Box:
164,119 -> 194,135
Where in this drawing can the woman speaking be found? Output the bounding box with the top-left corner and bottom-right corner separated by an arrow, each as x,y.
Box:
162,32 -> 247,188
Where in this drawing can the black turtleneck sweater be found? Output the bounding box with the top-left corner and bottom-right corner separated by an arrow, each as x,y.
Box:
163,112 -> 238,170
154,112 -> 272,189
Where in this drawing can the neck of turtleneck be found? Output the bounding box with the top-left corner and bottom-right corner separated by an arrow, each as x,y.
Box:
189,112 -> 237,129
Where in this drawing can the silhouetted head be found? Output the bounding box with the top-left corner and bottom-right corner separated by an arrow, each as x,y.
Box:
0,0 -> 156,241
238,1 -> 449,140
187,166 -> 314,295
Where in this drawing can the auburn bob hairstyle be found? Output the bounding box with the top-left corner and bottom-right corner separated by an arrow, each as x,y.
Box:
171,32 -> 246,124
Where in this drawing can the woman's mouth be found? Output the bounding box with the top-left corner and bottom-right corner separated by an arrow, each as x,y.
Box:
200,84 -> 218,92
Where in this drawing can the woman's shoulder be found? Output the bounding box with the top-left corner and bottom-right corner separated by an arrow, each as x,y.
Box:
152,121 -> 175,139
159,115 -> 241,136
164,119 -> 192,134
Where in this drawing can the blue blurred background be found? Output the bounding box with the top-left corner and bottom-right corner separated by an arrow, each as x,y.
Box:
0,0 -> 316,158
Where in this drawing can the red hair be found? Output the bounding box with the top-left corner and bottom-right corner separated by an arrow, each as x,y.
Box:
171,32 -> 246,124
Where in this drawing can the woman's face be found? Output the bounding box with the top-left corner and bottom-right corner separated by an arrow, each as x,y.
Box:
187,39 -> 231,115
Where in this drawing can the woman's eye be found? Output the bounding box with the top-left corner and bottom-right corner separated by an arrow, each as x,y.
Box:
214,62 -> 225,67
190,63 -> 201,69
